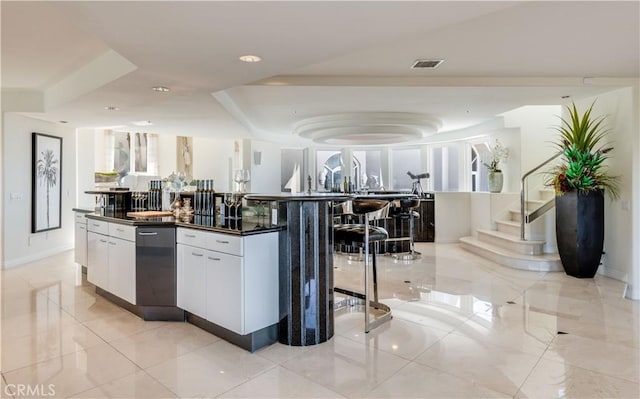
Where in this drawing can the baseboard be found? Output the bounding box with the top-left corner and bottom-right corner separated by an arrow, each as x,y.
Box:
2,245 -> 74,269
597,265 -> 628,283
624,284 -> 639,300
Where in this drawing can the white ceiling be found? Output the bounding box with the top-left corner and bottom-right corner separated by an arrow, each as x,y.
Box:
2,1 -> 638,145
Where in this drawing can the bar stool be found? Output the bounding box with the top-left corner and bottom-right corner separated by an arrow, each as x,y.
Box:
392,197 -> 421,260
333,201 -> 361,259
334,199 -> 392,332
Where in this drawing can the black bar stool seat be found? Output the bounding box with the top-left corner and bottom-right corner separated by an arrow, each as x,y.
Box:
334,199 -> 392,333
392,197 -> 421,260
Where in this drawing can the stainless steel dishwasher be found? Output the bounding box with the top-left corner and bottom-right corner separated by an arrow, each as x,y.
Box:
136,226 -> 184,320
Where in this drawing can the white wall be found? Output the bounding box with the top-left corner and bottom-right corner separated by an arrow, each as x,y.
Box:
93,129 -> 111,172
434,192 -> 471,243
76,128 -> 95,209
157,133 -> 177,178
503,105 -> 562,193
573,88 -> 636,285
246,139 -> 282,193
2,114 -> 76,268
192,136 -> 235,192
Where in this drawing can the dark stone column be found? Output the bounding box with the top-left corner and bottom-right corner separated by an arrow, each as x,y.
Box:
278,200 -> 334,345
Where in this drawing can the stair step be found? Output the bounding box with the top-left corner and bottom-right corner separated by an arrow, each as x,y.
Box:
509,208 -> 531,222
526,199 -> 546,209
460,236 -> 562,272
477,229 -> 545,255
496,220 -> 521,236
539,188 -> 556,201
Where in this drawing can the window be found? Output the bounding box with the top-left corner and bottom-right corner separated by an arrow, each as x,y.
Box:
430,145 -> 460,192
391,148 -> 421,190
471,146 -> 479,192
353,149 -> 382,190
316,150 -> 362,191
471,143 -> 491,192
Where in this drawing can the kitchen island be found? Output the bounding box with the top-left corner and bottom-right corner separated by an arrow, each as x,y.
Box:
80,210 -> 283,352
76,191 -> 423,350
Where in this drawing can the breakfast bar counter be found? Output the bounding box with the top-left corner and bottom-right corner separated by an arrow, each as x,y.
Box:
245,193 -> 349,346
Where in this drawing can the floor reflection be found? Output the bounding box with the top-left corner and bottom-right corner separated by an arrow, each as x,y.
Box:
1,245 -> 638,398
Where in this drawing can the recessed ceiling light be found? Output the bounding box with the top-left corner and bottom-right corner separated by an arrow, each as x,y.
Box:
105,106 -> 119,111
239,54 -> 262,63
132,120 -> 153,126
152,86 -> 170,92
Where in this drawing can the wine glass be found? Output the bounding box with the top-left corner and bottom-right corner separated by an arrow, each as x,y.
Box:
234,170 -> 244,192
233,194 -> 243,221
224,193 -> 234,219
242,170 -> 251,192
177,172 -> 186,191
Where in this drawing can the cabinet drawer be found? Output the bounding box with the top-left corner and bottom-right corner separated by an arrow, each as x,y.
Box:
176,227 -> 208,249
109,223 -> 136,242
75,212 -> 88,223
87,219 -> 109,235
207,232 -> 243,256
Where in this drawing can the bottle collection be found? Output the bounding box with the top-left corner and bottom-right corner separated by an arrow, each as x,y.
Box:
330,176 -> 355,193
147,180 -> 164,210
193,179 -> 216,216
127,178 -> 252,230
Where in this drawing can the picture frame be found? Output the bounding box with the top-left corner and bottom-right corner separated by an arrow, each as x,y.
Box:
32,132 -> 62,233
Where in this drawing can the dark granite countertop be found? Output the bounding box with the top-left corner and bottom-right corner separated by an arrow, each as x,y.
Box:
245,193 -> 351,202
245,192 -> 426,202
73,208 -> 96,214
175,220 -> 283,236
86,213 -> 176,226
84,212 -> 282,235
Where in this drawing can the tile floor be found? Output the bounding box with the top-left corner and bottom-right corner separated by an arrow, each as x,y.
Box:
1,244 -> 639,398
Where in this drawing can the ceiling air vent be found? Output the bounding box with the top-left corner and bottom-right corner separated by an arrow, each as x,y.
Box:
411,59 -> 444,69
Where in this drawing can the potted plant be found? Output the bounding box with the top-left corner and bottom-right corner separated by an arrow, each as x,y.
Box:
548,102 -> 619,278
484,139 -> 509,193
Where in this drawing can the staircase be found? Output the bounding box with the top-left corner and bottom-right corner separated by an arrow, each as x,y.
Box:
460,189 -> 562,272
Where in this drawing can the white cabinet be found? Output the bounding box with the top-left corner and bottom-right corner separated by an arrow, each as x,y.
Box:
177,243 -> 207,318
87,231 -> 109,289
206,251 -> 243,333
86,219 -> 137,304
176,227 -> 279,335
108,237 -> 136,304
74,213 -> 88,266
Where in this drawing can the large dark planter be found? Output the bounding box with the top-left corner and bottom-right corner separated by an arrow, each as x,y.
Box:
555,190 -> 604,278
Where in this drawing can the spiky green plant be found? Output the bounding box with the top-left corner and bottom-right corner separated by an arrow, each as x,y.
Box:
547,102 -> 619,198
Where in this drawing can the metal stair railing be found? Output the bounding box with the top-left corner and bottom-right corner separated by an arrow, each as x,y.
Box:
520,151 -> 562,240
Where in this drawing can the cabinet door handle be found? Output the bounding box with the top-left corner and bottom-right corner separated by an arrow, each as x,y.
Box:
79,226 -> 86,230
93,223 -> 101,227
191,252 -> 203,257
138,232 -> 158,236
99,239 -> 107,243
108,242 -> 116,246
215,240 -> 229,244
185,234 -> 197,238
116,228 -> 125,232
207,256 -> 221,261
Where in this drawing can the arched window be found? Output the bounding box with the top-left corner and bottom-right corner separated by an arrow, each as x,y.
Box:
316,151 -> 361,191
471,143 -> 491,192
471,146 -> 479,192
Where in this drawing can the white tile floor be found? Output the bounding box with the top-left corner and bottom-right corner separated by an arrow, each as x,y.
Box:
1,244 -> 639,398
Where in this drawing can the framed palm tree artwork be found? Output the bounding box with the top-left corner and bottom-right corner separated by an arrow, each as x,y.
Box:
32,132 -> 62,233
